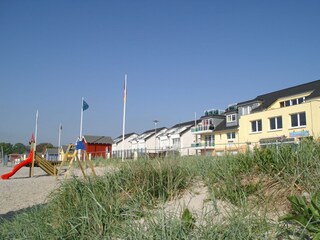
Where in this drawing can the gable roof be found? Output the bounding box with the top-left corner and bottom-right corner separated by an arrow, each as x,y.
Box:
159,120 -> 201,137
83,135 -> 113,145
213,119 -> 238,132
113,132 -> 137,144
238,79 -> 320,112
131,127 -> 166,142
171,120 -> 198,128
46,148 -> 59,155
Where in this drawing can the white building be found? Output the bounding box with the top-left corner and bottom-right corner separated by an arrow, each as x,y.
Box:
158,120 -> 200,156
112,133 -> 138,159
130,127 -> 167,154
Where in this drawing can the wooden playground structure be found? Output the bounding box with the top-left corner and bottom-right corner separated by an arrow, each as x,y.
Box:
1,137 -> 97,180
30,143 -> 96,179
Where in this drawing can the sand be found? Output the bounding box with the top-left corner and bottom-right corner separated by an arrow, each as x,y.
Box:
0,164 -> 106,220
0,164 -> 231,224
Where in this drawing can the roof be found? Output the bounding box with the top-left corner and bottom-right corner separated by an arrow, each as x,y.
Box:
61,145 -> 75,153
159,120 -> 201,137
213,119 -> 238,132
238,79 -> 320,112
62,145 -> 68,152
83,135 -> 113,145
200,114 -> 225,120
171,120 -> 199,128
131,127 -> 166,142
46,148 -> 59,155
113,132 -> 137,144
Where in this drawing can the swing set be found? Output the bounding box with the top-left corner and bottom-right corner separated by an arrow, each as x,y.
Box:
56,140 -> 96,179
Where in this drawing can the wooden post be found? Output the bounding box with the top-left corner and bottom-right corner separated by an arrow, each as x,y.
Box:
85,151 -> 96,176
56,144 -> 72,180
31,142 -> 35,177
64,148 -> 96,179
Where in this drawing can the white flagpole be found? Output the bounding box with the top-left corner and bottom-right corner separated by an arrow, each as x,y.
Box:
34,110 -> 39,151
58,123 -> 62,161
194,112 -> 198,156
79,98 -> 84,161
122,74 -> 127,161
80,97 -> 84,138
31,110 -> 38,177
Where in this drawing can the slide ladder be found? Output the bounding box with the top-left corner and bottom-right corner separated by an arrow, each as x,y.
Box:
35,153 -> 55,176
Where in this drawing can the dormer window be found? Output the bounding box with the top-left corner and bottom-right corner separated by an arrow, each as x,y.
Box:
280,97 -> 305,108
227,114 -> 236,123
240,105 -> 252,116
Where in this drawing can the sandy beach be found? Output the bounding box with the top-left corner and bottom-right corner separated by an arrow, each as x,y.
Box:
0,164 -> 105,220
0,164 -> 229,224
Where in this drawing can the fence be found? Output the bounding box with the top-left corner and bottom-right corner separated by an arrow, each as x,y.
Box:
112,139 -> 300,159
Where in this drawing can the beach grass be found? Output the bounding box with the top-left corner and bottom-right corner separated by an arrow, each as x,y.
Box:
1,139 -> 320,239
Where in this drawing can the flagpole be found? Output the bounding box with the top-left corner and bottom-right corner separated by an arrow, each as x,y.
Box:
80,97 -> 84,138
58,123 -> 62,161
35,110 -> 38,150
122,74 -> 127,161
31,110 -> 38,177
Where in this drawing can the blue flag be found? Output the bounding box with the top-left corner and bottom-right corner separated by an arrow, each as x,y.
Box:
83,100 -> 89,111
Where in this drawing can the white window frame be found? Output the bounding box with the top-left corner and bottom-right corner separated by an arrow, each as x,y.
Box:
241,106 -> 252,116
205,135 -> 214,146
280,97 -> 305,108
290,112 -> 306,128
227,114 -> 236,123
251,119 -> 262,133
227,132 -> 236,140
269,116 -> 283,130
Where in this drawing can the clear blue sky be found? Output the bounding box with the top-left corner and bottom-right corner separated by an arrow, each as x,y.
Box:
1,0 -> 320,146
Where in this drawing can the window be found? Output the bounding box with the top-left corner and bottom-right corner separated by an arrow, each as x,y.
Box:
227,132 -> 236,140
240,106 -> 252,116
251,120 -> 262,132
291,112 -> 306,127
298,97 -> 305,104
285,100 -> 290,106
172,138 -> 180,149
205,135 -> 214,146
291,99 -> 297,105
280,102 -> 284,108
280,97 -> 305,108
269,116 -> 283,130
227,114 -> 236,123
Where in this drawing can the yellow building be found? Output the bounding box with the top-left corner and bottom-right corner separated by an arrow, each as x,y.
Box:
238,80 -> 320,149
192,79 -> 320,156
191,109 -> 225,156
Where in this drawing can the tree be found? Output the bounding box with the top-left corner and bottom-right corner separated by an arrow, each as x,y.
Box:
0,142 -> 13,155
12,143 -> 27,154
36,143 -> 54,153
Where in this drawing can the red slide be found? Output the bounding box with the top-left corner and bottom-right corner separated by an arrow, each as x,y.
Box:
1,150 -> 34,180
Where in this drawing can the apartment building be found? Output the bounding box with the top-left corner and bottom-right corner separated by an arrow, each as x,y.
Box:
192,79 -> 320,156
130,127 -> 167,154
191,109 -> 225,156
112,133 -> 138,158
238,79 -> 320,149
158,120 -> 200,156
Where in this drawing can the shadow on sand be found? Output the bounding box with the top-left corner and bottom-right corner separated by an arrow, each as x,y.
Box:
0,203 -> 47,223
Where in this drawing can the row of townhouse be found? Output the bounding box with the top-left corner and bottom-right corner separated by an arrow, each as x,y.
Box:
112,121 -> 201,158
112,79 -> 320,158
192,79 -> 320,156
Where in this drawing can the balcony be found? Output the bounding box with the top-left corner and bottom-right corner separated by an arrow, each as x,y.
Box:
191,142 -> 215,149
204,109 -> 225,116
191,125 -> 215,133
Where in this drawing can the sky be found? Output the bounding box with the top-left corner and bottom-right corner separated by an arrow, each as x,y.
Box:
1,0 -> 320,146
